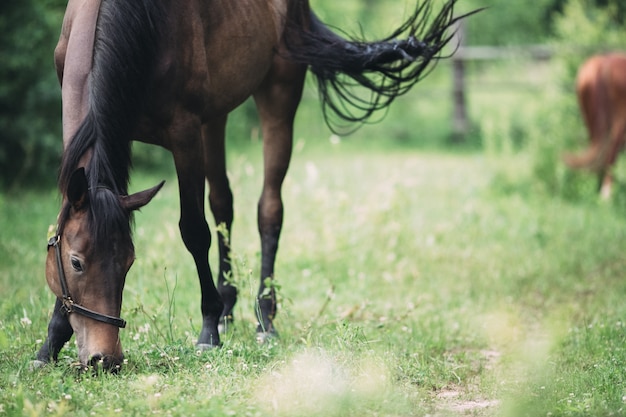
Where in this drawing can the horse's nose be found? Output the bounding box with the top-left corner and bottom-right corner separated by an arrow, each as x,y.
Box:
89,353 -> 123,373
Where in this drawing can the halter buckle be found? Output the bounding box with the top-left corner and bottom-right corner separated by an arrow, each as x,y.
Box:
47,235 -> 59,249
61,297 -> 75,315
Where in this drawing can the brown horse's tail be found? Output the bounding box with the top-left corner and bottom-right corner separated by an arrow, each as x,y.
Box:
563,144 -> 608,172
562,143 -> 609,173
285,0 -> 480,133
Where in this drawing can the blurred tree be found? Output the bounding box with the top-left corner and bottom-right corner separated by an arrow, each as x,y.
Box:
310,0 -> 577,46
461,0 -> 625,46
2,0 -> 623,189
552,0 -> 626,82
0,0 -> 65,190
547,0 -> 625,25
460,0 -> 556,45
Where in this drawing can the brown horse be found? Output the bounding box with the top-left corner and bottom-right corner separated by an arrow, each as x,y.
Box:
564,53 -> 626,198
36,0 -> 475,371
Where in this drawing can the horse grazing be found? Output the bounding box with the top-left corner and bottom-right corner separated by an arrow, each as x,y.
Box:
37,0 -> 475,371
563,53 -> 626,198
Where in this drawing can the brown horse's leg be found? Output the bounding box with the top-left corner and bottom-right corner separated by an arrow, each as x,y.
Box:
253,58 -> 306,340
600,120 -> 626,199
599,171 -> 613,199
36,299 -> 74,364
172,125 -> 223,348
202,119 -> 236,331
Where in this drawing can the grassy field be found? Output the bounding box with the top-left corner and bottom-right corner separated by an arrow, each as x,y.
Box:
2,133 -> 626,416
2,51 -> 626,416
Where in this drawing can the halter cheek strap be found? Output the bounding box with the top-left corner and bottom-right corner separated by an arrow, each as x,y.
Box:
47,235 -> 127,328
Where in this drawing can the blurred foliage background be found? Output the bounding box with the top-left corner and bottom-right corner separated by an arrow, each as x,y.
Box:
1,0 -> 625,193
0,0 -> 65,189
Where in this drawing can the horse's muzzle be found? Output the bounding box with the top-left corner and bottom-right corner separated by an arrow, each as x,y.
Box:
86,353 -> 123,374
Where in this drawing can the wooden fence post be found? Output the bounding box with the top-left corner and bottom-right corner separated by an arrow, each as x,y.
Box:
452,19 -> 468,140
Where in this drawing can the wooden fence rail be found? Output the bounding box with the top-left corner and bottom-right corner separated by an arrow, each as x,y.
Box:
451,20 -> 554,139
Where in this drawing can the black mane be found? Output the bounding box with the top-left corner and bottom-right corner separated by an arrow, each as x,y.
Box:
57,0 -> 166,250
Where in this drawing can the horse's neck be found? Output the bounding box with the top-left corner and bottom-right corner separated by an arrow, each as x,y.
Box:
58,0 -> 102,147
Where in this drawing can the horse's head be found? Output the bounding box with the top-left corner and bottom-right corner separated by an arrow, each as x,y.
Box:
46,168 -> 163,371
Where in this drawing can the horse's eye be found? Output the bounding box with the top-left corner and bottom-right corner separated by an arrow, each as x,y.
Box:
70,257 -> 83,272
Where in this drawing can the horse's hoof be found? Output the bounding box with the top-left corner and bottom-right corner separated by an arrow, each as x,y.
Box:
256,331 -> 278,344
196,343 -> 220,351
30,360 -> 48,371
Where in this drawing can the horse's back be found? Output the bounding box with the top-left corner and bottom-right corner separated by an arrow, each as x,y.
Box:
577,53 -> 626,105
576,54 -> 626,141
58,0 -> 300,147
164,0 -> 290,105
603,54 -> 626,116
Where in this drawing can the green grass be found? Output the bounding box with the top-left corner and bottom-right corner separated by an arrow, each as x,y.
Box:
3,54 -> 626,416
2,139 -> 626,416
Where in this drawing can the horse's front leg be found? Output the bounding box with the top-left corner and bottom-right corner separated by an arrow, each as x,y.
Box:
36,298 -> 74,365
202,120 -> 236,332
172,130 -> 223,348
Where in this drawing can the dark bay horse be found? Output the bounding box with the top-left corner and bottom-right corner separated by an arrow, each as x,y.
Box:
564,53 -> 626,198
37,0 -> 475,371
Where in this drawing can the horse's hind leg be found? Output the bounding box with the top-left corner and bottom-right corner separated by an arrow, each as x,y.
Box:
36,299 -> 74,364
597,167 -> 610,198
600,119 -> 626,199
253,57 -> 306,340
202,119 -> 236,331
172,123 -> 223,348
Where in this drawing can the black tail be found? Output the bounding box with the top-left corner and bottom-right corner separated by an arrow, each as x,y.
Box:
285,0 -> 480,133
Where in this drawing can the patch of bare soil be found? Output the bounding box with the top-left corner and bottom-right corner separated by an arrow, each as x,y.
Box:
436,389 -> 500,414
433,350 -> 502,415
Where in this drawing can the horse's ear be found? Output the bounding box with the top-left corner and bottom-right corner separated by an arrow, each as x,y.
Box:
120,181 -> 165,212
67,168 -> 89,211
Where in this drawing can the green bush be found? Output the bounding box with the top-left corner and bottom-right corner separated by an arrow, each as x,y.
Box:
0,1 -> 65,190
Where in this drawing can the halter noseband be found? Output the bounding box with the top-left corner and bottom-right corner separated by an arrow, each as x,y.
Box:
47,235 -> 127,328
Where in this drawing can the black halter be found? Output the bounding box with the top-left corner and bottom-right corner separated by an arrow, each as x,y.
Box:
47,235 -> 127,328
